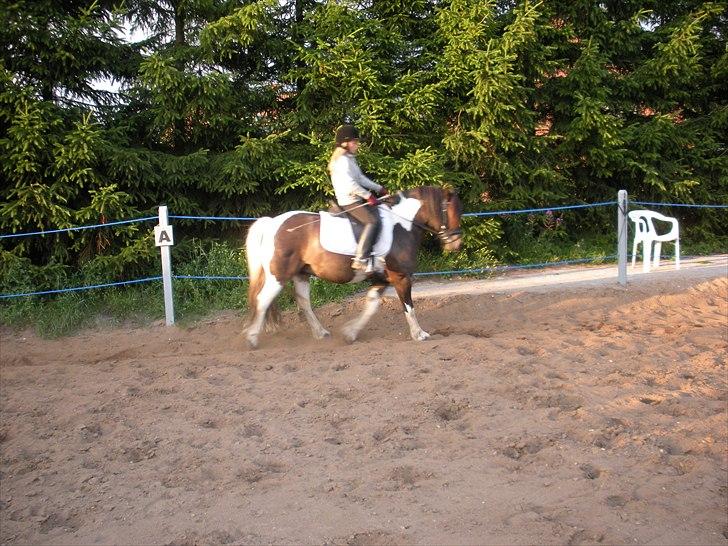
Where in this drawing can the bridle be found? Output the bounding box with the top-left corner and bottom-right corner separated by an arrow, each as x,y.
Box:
437,196 -> 463,245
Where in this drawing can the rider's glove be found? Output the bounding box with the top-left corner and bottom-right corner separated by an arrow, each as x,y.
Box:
378,186 -> 388,197
367,194 -> 378,206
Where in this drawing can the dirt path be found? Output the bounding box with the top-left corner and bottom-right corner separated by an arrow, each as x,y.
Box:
1,260 -> 726,545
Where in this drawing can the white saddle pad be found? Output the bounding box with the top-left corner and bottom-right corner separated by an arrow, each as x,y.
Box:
318,198 -> 422,257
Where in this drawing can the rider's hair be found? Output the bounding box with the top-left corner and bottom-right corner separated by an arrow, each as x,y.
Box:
328,124 -> 358,175
327,145 -> 348,176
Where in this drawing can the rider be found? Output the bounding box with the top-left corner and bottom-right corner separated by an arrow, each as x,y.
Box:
328,124 -> 388,272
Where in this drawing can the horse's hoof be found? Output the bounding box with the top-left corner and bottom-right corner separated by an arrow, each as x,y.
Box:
342,329 -> 358,344
246,336 -> 259,349
315,330 -> 331,340
412,331 -> 430,341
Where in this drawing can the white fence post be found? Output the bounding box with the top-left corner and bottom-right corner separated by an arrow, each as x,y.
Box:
617,190 -> 628,285
154,205 -> 175,325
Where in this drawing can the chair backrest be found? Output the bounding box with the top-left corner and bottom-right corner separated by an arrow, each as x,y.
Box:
628,209 -> 678,239
628,210 -> 655,236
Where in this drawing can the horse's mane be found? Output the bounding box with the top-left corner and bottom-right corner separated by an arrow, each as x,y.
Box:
402,185 -> 440,204
402,185 -> 447,217
403,185 -> 439,199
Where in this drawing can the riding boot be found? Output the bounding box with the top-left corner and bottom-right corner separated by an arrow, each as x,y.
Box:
352,223 -> 377,271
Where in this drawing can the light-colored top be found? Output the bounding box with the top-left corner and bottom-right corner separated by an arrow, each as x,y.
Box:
330,153 -> 383,206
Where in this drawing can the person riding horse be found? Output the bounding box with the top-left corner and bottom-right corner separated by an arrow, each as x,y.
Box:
244,184 -> 463,348
328,124 -> 388,273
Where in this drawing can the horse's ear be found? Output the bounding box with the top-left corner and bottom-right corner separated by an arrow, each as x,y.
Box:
442,185 -> 456,201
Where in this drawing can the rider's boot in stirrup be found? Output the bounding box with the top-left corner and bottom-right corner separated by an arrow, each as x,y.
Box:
352,223 -> 376,272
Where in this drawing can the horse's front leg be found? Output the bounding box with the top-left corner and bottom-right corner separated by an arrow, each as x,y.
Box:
293,274 -> 330,340
342,284 -> 386,343
390,272 -> 430,341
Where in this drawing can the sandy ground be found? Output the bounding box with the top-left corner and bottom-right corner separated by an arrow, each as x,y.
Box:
1,258 -> 727,546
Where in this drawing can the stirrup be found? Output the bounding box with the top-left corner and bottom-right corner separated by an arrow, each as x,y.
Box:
372,256 -> 386,273
351,257 -> 369,271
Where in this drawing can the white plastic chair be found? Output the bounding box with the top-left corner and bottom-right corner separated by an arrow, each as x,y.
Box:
628,210 -> 680,272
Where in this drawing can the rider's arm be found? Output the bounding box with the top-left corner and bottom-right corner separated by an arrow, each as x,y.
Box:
331,155 -> 382,204
350,160 -> 383,195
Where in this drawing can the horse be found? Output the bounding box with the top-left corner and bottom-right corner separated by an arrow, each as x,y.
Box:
244,185 -> 463,348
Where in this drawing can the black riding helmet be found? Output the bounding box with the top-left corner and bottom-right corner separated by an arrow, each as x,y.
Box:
335,124 -> 359,147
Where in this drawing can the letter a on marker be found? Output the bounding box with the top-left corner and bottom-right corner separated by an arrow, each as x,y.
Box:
154,225 -> 174,246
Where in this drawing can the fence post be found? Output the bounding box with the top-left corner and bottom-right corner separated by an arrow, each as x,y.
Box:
617,190 -> 628,285
155,206 -> 175,325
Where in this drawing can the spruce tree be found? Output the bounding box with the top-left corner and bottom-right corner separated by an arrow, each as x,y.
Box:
0,0 -> 144,280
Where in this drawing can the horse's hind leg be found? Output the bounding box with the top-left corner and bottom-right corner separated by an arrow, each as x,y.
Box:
293,274 -> 330,340
246,274 -> 283,349
342,285 -> 386,343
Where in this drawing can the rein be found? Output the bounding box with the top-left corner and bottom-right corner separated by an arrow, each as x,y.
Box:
284,201 -> 371,233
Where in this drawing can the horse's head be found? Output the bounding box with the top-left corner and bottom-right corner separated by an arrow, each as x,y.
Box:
408,186 -> 463,252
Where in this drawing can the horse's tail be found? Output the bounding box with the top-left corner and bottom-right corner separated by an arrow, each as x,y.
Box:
245,217 -> 280,329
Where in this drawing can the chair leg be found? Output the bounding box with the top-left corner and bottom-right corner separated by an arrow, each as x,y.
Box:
653,241 -> 662,269
643,242 -> 651,272
675,238 -> 680,270
632,239 -> 638,268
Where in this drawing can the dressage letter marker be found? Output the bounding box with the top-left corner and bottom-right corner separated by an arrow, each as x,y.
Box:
617,189 -> 628,285
157,206 -> 175,326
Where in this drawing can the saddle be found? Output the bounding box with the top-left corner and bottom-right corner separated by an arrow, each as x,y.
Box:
326,201 -> 368,243
319,203 -> 395,257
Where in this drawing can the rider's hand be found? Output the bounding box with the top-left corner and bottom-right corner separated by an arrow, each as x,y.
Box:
367,194 -> 378,206
378,186 -> 389,197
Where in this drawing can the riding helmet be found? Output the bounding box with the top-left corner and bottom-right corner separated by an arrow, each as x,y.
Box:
335,124 -> 359,147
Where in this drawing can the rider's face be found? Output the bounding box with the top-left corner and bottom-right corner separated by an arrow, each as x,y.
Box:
346,139 -> 360,154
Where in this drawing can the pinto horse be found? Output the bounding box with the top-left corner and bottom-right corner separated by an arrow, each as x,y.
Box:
244,186 -> 463,348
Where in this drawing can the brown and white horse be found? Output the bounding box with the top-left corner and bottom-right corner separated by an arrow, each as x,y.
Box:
244,186 -> 463,348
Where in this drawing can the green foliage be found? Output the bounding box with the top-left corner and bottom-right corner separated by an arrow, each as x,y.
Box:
0,0 -> 133,104
172,240 -> 247,319
421,216 -> 502,273
0,283 -> 166,338
200,0 -> 278,61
